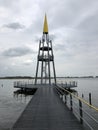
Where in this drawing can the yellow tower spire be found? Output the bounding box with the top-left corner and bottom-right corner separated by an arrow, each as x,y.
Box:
43,14 -> 48,34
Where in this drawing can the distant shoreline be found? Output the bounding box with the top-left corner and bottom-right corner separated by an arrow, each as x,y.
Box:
0,76 -> 98,79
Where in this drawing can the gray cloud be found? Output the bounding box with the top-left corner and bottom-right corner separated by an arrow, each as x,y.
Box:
3,22 -> 25,30
2,46 -> 34,57
0,0 -> 16,6
54,44 -> 66,51
49,34 -> 56,41
0,0 -> 98,76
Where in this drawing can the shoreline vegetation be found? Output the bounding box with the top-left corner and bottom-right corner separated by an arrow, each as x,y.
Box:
0,76 -> 98,79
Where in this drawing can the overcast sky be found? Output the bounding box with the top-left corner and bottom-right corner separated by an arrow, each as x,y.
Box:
0,0 -> 98,77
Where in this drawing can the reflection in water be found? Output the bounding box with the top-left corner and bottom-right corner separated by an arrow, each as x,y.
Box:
13,92 -> 30,103
13,88 -> 37,103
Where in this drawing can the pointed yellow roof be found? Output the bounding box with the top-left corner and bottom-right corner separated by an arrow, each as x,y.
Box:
43,14 -> 48,34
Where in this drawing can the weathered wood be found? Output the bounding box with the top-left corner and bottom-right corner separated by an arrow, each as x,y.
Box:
12,86 -> 85,130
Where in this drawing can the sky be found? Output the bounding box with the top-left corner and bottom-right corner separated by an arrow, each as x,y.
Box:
0,0 -> 98,77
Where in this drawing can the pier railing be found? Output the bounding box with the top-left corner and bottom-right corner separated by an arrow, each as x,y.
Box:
14,81 -> 34,89
55,85 -> 98,130
56,81 -> 77,88
14,80 -> 77,89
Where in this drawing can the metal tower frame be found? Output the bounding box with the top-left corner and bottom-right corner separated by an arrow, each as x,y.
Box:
35,15 -> 56,85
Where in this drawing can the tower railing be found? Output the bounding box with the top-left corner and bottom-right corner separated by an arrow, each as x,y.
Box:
38,55 -> 53,61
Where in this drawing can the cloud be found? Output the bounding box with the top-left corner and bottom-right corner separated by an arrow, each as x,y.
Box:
3,22 -> 25,30
23,59 -> 33,66
54,44 -> 66,51
0,0 -> 98,76
2,46 -> 34,57
49,34 -> 56,41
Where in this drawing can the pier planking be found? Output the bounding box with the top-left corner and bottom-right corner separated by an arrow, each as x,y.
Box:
12,86 -> 86,130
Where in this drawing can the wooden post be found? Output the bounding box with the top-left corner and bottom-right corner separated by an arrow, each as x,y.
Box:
82,94 -> 84,98
79,100 -> 83,124
89,93 -> 92,105
70,94 -> 73,111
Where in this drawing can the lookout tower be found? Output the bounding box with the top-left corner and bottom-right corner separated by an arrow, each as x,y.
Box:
35,15 -> 56,85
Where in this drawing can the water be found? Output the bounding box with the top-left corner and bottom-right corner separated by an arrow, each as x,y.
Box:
58,78 -> 98,129
58,78 -> 98,107
0,78 -> 98,130
75,78 -> 98,108
0,79 -> 32,130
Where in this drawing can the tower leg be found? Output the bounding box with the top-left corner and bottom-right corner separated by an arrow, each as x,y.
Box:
50,41 -> 56,84
45,61 -> 47,84
47,40 -> 51,85
41,41 -> 44,84
35,41 -> 41,85
35,60 -> 39,85
52,60 -> 56,84
48,61 -> 51,84
41,60 -> 44,84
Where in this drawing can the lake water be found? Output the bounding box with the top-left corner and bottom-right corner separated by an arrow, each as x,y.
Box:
59,78 -> 98,107
0,79 -> 32,130
0,78 -> 98,130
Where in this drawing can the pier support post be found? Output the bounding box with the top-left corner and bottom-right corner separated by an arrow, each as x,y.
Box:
70,94 -> 73,111
79,100 -> 83,124
82,94 -> 84,98
89,93 -> 92,105
65,95 -> 67,104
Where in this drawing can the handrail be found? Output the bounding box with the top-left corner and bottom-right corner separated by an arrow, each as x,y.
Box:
57,85 -> 98,112
55,84 -> 98,130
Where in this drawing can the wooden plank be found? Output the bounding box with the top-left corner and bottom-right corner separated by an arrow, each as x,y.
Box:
12,86 -> 86,130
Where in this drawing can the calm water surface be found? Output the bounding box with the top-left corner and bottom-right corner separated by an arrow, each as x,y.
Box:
0,79 -> 32,130
0,78 -> 98,130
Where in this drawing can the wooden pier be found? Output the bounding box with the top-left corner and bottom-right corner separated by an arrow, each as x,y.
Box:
12,86 -> 86,130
